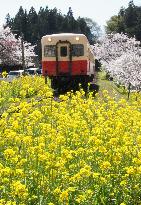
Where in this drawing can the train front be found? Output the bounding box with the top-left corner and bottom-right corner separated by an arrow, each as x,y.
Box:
41,33 -> 94,91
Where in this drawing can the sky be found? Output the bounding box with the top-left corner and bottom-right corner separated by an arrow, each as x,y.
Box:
0,0 -> 141,30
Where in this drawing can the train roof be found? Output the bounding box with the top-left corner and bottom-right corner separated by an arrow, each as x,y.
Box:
42,33 -> 87,38
41,33 -> 89,44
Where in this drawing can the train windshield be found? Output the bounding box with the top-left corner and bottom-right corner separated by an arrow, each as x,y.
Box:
72,44 -> 84,56
44,44 -> 84,57
44,45 -> 56,57
60,46 -> 67,57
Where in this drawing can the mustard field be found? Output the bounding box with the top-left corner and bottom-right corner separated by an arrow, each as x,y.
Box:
0,76 -> 141,205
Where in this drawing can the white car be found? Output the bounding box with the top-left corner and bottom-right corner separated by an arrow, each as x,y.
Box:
26,67 -> 40,75
7,70 -> 24,82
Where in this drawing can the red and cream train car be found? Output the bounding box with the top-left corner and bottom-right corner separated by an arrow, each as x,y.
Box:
41,33 -> 95,90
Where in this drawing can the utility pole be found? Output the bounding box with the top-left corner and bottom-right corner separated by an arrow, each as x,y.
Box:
21,32 -> 26,73
10,29 -> 26,72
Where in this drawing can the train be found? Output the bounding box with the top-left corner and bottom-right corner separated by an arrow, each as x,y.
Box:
41,33 -> 95,91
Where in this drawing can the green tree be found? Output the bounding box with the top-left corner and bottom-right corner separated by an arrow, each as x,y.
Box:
47,8 -> 58,34
27,7 -> 38,44
77,17 -> 93,43
135,7 -> 141,40
124,0 -> 138,37
66,7 -> 75,32
105,1 -> 141,41
38,7 -> 49,36
84,17 -> 101,42
105,15 -> 119,33
5,13 -> 12,28
61,7 -> 79,33
5,6 -> 96,62
12,6 -> 28,39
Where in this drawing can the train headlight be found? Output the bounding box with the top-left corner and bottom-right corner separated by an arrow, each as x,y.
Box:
48,37 -> 52,42
76,36 -> 79,41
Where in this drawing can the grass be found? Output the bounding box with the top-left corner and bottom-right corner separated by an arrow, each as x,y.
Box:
96,71 -> 129,100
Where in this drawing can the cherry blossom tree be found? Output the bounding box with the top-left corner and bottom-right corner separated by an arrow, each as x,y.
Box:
0,26 -> 36,66
93,33 -> 141,91
108,54 -> 141,90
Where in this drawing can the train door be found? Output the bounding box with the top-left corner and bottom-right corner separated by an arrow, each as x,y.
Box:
56,41 -> 72,75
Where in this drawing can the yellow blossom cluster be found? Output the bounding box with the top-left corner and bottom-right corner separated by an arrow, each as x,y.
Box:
0,76 -> 141,204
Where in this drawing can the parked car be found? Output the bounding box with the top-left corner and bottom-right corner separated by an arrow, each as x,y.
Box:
7,70 -> 24,82
36,68 -> 42,75
26,67 -> 42,75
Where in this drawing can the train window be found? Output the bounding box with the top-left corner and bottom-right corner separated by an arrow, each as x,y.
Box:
60,46 -> 67,57
72,44 -> 84,56
44,45 -> 56,57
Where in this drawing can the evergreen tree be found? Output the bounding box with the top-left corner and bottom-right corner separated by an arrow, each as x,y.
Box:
124,0 -> 138,36
5,13 -> 12,28
117,7 -> 126,33
106,1 -> 141,41
4,6 -> 95,61
38,7 -> 49,36
12,6 -> 28,39
56,11 -> 64,33
84,17 -> 101,43
135,6 -> 141,40
66,7 -> 74,32
47,8 -> 58,34
77,17 -> 92,43
27,7 -> 38,44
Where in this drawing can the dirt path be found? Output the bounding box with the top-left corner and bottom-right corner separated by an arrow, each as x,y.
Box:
96,71 -> 127,100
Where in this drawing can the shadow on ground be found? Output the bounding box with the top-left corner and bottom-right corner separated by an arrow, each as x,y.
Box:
53,83 -> 99,97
